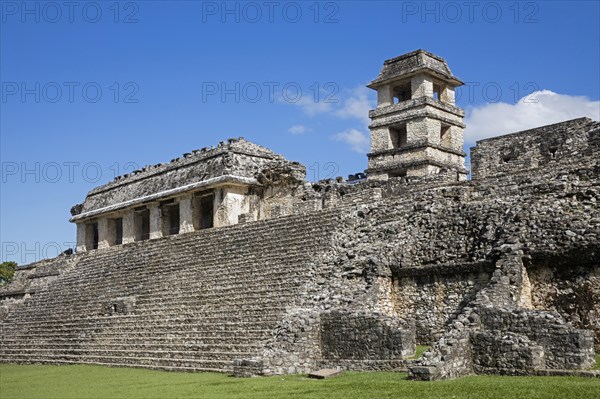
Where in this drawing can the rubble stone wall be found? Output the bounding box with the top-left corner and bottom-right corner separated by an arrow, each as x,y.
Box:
320,310 -> 415,361
392,269 -> 492,343
478,307 -> 596,370
470,117 -> 598,180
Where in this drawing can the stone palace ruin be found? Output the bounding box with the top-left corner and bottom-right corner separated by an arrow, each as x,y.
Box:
1,50 -> 598,380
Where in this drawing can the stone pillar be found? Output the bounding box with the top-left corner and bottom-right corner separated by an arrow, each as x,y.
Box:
370,126 -> 392,152
411,74 -> 433,99
76,223 -> 87,253
122,211 -> 135,244
149,204 -> 162,239
377,85 -> 393,107
449,125 -> 464,153
213,186 -> 248,227
444,86 -> 455,105
179,195 -> 194,233
97,218 -> 110,249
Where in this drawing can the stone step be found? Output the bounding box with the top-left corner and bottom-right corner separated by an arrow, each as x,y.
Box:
62,249 -> 322,276
20,280 -> 303,305
2,316 -> 281,329
0,357 -> 226,373
2,322 -> 277,332
0,348 -> 257,361
0,315 -> 281,336
0,353 -> 233,370
3,309 -> 285,326
0,341 -> 263,352
14,294 -> 300,317
1,326 -> 272,337
26,278 -> 301,300
66,224 -> 335,265
0,336 -> 266,347
59,259 -> 308,278
318,358 -> 412,371
41,278 -> 306,302
23,288 -> 302,308
0,327 -> 275,340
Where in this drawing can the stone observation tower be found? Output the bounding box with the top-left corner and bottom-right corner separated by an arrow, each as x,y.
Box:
366,50 -> 468,180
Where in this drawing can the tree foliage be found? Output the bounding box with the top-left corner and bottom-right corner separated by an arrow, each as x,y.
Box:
0,261 -> 18,287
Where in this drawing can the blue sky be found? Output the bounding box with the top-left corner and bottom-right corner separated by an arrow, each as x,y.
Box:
1,0 -> 599,263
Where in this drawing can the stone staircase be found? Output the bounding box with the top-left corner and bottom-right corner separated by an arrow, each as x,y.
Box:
0,209 -> 341,372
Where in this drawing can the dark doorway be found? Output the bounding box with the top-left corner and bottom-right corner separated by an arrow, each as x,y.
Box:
115,218 -> 123,244
92,222 -> 99,249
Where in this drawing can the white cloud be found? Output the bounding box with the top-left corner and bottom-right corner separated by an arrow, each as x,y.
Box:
288,124 -> 310,135
334,87 -> 374,126
292,95 -> 335,116
465,90 -> 600,143
285,85 -> 376,154
332,128 -> 370,154
288,85 -> 375,125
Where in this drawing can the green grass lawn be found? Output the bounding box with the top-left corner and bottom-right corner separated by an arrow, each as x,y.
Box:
1,364 -> 599,399
593,354 -> 600,370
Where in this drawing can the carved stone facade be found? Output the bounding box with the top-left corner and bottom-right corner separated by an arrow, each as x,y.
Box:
70,138 -> 306,252
1,51 -> 598,381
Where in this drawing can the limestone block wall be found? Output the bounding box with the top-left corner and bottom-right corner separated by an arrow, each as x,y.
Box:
526,262 -> 600,349
392,269 -> 492,343
470,118 -> 598,180
320,310 -> 415,364
409,249 -> 597,380
471,331 -> 544,374
289,147 -> 600,356
258,308 -> 324,375
477,307 -> 596,370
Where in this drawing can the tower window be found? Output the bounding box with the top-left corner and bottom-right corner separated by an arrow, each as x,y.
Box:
392,82 -> 411,104
440,125 -> 451,147
433,83 -> 444,101
390,125 -> 407,149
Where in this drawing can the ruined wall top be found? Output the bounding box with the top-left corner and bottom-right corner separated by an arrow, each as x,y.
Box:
368,49 -> 463,89
91,137 -> 279,195
470,117 -> 599,180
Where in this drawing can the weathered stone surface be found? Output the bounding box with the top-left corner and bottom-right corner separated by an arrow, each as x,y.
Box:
367,50 -> 466,180
0,51 -> 598,381
233,358 -> 264,377
308,369 -> 343,379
